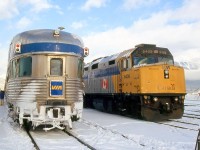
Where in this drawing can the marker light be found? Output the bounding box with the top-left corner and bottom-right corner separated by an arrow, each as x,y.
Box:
84,47 -> 89,57
15,43 -> 21,53
164,69 -> 169,79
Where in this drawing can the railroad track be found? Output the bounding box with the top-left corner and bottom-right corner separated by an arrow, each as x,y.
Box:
155,119 -> 199,131
25,127 -> 40,150
25,126 -> 95,150
155,122 -> 198,131
65,129 -> 96,150
81,119 -> 146,147
153,100 -> 200,131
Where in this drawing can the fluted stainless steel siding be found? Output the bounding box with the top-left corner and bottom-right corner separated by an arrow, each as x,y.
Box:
65,78 -> 83,103
6,77 -> 83,106
6,78 -> 47,108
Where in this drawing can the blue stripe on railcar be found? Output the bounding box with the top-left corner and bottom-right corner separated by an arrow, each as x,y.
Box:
14,43 -> 84,56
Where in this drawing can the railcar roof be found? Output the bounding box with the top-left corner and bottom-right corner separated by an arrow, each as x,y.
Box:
8,29 -> 85,60
99,53 -> 120,64
11,29 -> 84,47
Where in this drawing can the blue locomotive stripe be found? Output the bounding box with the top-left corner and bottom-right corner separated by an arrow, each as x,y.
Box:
95,66 -> 120,77
84,66 -> 120,79
14,43 -> 84,56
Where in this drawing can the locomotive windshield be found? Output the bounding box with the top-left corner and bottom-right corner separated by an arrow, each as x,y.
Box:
132,44 -> 174,66
133,56 -> 173,66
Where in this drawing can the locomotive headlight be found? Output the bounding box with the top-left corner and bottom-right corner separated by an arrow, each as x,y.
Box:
164,70 -> 169,79
153,97 -> 158,102
164,70 -> 169,74
174,97 -> 178,102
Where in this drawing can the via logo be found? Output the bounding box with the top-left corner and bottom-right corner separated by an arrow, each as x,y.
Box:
50,81 -> 63,96
51,85 -> 62,90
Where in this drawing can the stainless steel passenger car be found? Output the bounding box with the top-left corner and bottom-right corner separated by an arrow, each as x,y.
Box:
5,29 -> 88,130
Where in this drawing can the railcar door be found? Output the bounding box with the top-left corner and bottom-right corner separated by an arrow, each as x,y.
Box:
48,56 -> 66,99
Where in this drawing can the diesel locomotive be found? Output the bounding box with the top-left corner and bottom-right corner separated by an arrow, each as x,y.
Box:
83,44 -> 186,120
5,29 -> 88,130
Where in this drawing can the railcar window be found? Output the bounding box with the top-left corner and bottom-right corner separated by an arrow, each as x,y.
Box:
78,59 -> 83,78
11,60 -> 19,78
109,60 -> 115,65
19,57 -> 32,77
50,58 -> 63,76
92,63 -> 98,69
84,67 -> 89,71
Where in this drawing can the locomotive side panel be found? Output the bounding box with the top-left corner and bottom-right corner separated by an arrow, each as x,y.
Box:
84,66 -> 117,94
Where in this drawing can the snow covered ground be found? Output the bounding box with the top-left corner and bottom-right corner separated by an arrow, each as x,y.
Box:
0,94 -> 199,150
0,105 -> 34,150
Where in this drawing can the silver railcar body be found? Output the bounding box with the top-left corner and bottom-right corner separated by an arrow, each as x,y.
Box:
5,29 -> 86,130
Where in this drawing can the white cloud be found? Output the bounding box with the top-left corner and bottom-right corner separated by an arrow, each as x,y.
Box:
0,0 -> 62,20
173,0 -> 200,22
0,0 -> 19,20
19,0 -> 57,13
71,21 -> 85,30
81,0 -> 108,11
16,17 -> 32,29
83,0 -> 200,80
123,0 -> 160,10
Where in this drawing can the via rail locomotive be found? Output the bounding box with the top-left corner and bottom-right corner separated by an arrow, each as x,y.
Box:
5,29 -> 88,130
83,44 -> 186,121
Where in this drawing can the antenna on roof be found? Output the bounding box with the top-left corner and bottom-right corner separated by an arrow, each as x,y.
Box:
58,26 -> 65,30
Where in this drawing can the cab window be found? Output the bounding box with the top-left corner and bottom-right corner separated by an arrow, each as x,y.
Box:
50,58 -> 63,76
133,57 -> 156,66
78,59 -> 83,78
158,57 -> 173,65
19,57 -> 32,77
11,59 -> 19,78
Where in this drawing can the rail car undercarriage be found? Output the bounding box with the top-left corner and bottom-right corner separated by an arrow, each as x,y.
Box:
8,102 -> 83,131
84,94 -> 184,121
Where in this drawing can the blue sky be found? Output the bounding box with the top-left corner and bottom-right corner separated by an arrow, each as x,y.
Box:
0,0 -> 200,81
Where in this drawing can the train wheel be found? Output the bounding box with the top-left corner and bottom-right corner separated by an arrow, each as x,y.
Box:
71,115 -> 79,121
